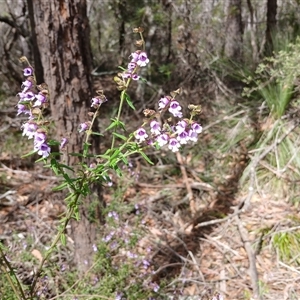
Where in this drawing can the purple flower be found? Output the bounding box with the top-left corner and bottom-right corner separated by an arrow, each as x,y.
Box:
168,138 -> 180,152
102,231 -> 115,242
92,244 -> 98,252
19,91 -> 35,102
34,132 -> 47,146
122,72 -> 132,79
79,123 -> 89,132
23,67 -> 33,77
131,74 -> 140,81
115,292 -> 124,300
91,96 -> 107,108
188,129 -> 198,142
127,62 -> 136,71
177,131 -> 189,144
22,80 -> 33,93
176,120 -> 188,134
191,122 -> 202,134
34,142 -> 51,158
156,133 -> 169,147
168,101 -> 182,118
137,52 -> 149,67
150,120 -> 161,135
17,104 -> 30,116
108,211 -> 119,220
34,93 -> 47,107
127,251 -> 138,259
135,127 -> 148,142
142,259 -> 150,269
158,97 -> 169,110
131,52 -> 139,63
60,137 -> 68,149
22,122 -> 38,139
151,282 -> 160,292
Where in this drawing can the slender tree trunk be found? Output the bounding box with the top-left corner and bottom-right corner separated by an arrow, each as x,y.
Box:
26,0 -> 44,84
246,0 -> 258,63
265,0 -> 277,56
224,0 -> 243,61
31,0 -> 100,273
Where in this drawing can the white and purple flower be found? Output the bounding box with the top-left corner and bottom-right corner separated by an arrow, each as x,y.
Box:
34,132 -> 47,146
191,122 -> 202,134
136,52 -> 149,67
175,120 -> 188,134
23,67 -> 33,77
79,123 -> 89,132
158,97 -> 169,110
135,127 -> 148,142
168,138 -> 180,152
177,130 -> 189,144
34,93 -> 47,107
34,142 -> 51,158
156,133 -> 169,147
168,100 -> 182,118
150,120 -> 161,135
22,122 -> 38,139
60,137 -> 68,149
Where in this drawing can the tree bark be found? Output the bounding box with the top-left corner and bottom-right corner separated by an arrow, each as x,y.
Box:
265,0 -> 277,56
224,0 -> 243,61
26,0 -> 44,84
31,0 -> 100,273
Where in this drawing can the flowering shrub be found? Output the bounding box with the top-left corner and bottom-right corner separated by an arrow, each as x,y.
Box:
0,27 -> 202,299
134,94 -> 202,152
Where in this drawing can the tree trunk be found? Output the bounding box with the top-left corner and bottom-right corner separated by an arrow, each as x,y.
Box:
26,0 -> 44,84
264,0 -> 277,56
31,0 -> 100,273
224,0 -> 243,61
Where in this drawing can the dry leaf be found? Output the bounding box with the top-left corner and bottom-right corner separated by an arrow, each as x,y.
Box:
31,249 -> 43,262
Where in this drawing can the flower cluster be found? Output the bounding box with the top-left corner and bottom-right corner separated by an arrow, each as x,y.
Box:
122,50 -> 150,81
114,49 -> 150,91
16,66 -> 55,158
78,89 -> 108,133
135,95 -> 202,152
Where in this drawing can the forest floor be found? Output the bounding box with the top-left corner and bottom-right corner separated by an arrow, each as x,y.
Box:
1,81 -> 300,300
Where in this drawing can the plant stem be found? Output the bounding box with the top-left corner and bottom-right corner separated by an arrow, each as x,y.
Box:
29,191 -> 81,297
0,247 -> 27,300
111,79 -> 132,150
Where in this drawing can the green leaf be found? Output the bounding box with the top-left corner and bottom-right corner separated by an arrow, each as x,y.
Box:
139,151 -> 153,165
56,163 -> 74,172
52,182 -> 68,191
124,93 -> 135,110
60,233 -> 66,246
106,119 -> 118,131
121,156 -> 128,165
112,132 -> 127,141
50,158 -> 59,175
91,132 -> 103,136
47,140 -> 60,146
110,149 -> 121,161
21,149 -> 37,158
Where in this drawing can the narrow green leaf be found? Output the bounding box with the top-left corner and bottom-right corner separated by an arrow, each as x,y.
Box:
52,182 -> 68,191
91,132 -> 103,136
139,151 -> 153,165
112,132 -> 127,141
124,93 -> 135,110
106,119 -> 118,131
60,233 -> 66,246
21,150 -> 37,158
